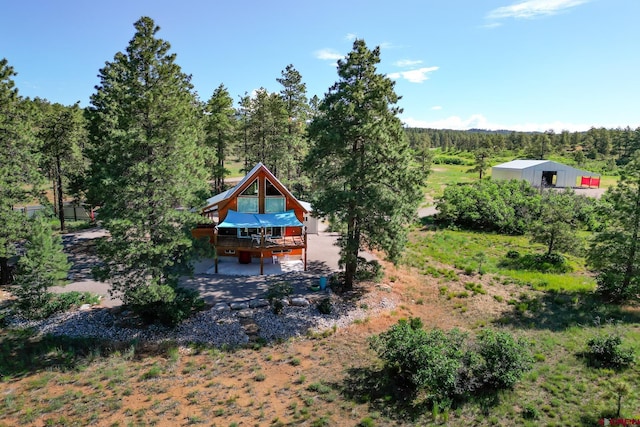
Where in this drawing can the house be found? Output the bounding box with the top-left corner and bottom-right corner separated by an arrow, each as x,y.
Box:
491,160 -> 600,188
192,163 -> 309,275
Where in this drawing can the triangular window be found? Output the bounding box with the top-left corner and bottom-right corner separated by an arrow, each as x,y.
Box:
265,179 -> 283,196
240,179 -> 259,196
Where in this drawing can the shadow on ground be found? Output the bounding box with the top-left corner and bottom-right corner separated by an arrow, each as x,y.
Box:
337,366 -> 428,423
0,329 -> 120,378
493,291 -> 640,331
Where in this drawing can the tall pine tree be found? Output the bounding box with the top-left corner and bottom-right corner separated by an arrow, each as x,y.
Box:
35,100 -> 86,231
88,17 -> 208,317
305,40 -> 426,289
204,84 -> 235,193
0,59 -> 42,286
277,64 -> 309,196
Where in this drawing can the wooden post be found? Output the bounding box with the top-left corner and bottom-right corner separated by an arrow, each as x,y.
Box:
304,229 -> 308,271
260,251 -> 264,275
214,228 -> 219,274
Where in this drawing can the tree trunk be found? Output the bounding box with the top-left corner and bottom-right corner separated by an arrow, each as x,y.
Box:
56,154 -> 65,231
343,212 -> 358,290
0,257 -> 10,286
621,188 -> 640,288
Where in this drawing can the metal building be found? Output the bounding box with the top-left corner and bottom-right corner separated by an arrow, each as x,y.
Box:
491,160 -> 600,188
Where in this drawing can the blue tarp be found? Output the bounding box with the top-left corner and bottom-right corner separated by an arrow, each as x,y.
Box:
217,210 -> 303,228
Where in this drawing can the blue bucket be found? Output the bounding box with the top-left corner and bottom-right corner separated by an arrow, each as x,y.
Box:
319,277 -> 327,290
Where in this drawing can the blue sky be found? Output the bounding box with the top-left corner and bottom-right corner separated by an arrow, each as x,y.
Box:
1,0 -> 638,132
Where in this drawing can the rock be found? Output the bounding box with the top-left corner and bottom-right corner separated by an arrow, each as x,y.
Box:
290,297 -> 310,307
237,309 -> 253,318
230,302 -> 249,310
214,302 -> 230,312
79,304 -> 92,311
249,298 -> 269,308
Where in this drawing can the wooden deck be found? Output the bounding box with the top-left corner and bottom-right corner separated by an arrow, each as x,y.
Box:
215,235 -> 305,251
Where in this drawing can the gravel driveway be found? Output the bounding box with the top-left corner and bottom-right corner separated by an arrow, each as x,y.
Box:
53,224 -> 356,308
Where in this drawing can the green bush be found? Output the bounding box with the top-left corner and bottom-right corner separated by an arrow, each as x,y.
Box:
432,155 -> 473,165
267,281 -> 293,315
585,332 -> 635,370
506,250 -> 520,259
499,253 -> 572,273
42,291 -> 100,316
126,284 -> 204,326
435,179 -> 542,234
595,270 -> 640,303
522,404 -> 540,420
473,329 -> 533,390
369,319 -> 532,404
317,297 -> 333,315
355,258 -> 384,282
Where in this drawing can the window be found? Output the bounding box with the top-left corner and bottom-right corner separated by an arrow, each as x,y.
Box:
241,179 -> 259,196
272,249 -> 292,254
238,227 -> 260,238
265,179 -> 283,196
265,197 -> 285,213
265,178 -> 285,213
266,226 -> 283,237
238,197 -> 258,213
238,179 -> 259,213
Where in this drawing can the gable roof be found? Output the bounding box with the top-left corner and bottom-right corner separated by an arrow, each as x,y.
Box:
202,162 -> 308,214
492,159 -> 599,176
492,160 -> 550,170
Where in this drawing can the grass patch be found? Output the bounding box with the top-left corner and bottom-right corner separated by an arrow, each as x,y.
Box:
403,228 -> 596,293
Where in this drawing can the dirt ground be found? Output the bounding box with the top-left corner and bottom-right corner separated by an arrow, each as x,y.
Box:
4,258 -> 521,426
1,230 -> 535,426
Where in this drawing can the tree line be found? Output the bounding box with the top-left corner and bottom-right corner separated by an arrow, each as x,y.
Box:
406,127 -> 640,171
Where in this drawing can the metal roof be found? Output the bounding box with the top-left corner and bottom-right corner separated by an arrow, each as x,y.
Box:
492,160 -> 550,170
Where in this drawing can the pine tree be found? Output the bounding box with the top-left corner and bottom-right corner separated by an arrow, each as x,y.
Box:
467,149 -> 491,180
305,40 -> 426,289
0,58 -> 42,286
242,88 -> 288,175
588,153 -> 640,302
87,17 -> 208,320
530,189 -> 581,257
14,215 -> 70,319
204,84 -> 235,193
34,100 -> 86,231
277,64 -> 310,195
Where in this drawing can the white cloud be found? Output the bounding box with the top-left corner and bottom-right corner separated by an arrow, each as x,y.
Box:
487,0 -> 590,20
402,114 -> 595,133
431,106 -> 442,110
395,59 -> 423,67
480,22 -> 503,29
388,66 -> 439,83
315,48 -> 343,61
344,33 -> 357,41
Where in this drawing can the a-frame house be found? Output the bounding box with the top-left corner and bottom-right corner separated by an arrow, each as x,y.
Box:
193,163 -> 309,275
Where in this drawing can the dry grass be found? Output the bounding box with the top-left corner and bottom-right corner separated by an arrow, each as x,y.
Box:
2,258 -> 640,426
